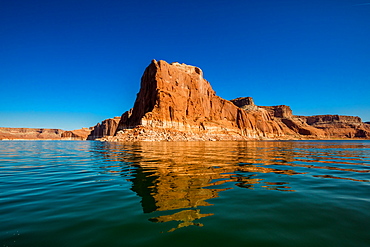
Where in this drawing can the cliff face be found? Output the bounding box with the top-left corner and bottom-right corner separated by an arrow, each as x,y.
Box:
89,60 -> 369,141
87,117 -> 121,140
61,128 -> 92,140
232,98 -> 325,137
110,60 -> 299,141
233,98 -> 370,139
299,115 -> 370,138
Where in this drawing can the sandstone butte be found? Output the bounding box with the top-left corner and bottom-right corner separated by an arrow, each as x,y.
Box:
88,60 -> 370,141
1,60 -> 369,141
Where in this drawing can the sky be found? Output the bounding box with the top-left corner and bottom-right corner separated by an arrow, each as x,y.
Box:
1,0 -> 369,130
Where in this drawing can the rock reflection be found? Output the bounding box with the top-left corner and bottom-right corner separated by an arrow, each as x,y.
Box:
92,140 -> 370,231
149,209 -> 213,232
93,141 -> 301,231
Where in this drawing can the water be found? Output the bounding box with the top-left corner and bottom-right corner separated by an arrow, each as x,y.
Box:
1,140 -> 369,247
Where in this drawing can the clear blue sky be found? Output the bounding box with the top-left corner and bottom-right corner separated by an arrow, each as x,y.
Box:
1,0 -> 369,130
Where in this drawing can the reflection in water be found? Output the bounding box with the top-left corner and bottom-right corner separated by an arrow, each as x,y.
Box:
91,141 -> 370,231
149,209 -> 213,232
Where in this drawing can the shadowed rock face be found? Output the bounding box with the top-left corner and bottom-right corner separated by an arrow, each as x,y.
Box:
230,97 -> 259,111
231,97 -> 254,107
87,117 -> 120,140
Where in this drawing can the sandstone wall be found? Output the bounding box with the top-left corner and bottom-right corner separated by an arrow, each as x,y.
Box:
92,60 -> 370,141
87,117 -> 120,140
61,128 -> 92,140
298,115 -> 370,138
114,60 -> 297,140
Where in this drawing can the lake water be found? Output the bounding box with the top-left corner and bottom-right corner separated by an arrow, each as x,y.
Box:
1,140 -> 369,247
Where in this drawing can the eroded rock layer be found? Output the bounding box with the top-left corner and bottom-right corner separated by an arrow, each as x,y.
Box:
0,127 -> 64,140
299,115 -> 370,138
107,60 -> 298,141
87,117 -> 121,140
61,128 -> 92,140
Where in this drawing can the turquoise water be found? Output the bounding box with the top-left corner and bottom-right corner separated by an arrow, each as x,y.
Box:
1,140 -> 369,247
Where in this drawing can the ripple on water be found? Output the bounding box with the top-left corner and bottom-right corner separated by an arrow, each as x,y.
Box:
0,140 -> 369,246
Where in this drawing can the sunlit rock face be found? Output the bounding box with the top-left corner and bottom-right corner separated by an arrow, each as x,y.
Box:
0,127 -> 64,140
91,60 -> 370,141
61,128 -> 92,140
230,99 -> 326,137
110,60 -> 299,140
299,115 -> 370,138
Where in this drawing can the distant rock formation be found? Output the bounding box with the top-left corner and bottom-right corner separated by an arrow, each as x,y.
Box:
0,127 -> 92,140
61,128 -> 92,140
299,115 -> 370,138
0,127 -> 64,140
87,117 -> 121,140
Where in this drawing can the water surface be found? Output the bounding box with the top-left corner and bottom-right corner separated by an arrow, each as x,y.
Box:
1,140 -> 369,246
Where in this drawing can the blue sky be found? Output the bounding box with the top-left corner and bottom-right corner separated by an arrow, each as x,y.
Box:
1,0 -> 369,130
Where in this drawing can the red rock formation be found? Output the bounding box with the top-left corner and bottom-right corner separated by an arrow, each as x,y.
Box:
98,60 -> 326,141
299,115 -> 370,138
83,60 -> 370,141
0,127 -> 64,140
232,98 -> 325,137
87,117 -> 121,140
61,128 -> 92,140
259,105 -> 293,118
301,115 -> 362,125
110,60 -> 302,141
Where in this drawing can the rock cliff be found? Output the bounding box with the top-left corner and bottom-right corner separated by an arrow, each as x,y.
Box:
81,60 -> 370,141
299,115 -> 370,138
87,117 -> 121,140
0,127 -> 64,140
61,128 -> 92,140
231,98 -> 326,137
107,60 -> 303,141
